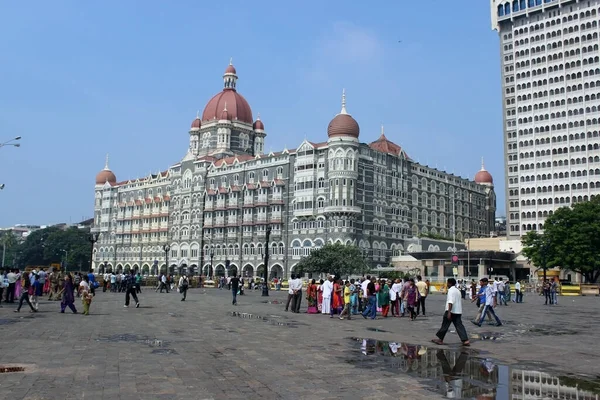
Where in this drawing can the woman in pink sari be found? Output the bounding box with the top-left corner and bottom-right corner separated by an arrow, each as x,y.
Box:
306,279 -> 318,314
14,270 -> 22,299
317,279 -> 324,312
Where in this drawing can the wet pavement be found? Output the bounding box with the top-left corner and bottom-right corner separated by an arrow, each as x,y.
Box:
0,288 -> 598,399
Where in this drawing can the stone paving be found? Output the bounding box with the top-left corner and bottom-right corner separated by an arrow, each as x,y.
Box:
0,286 -> 598,399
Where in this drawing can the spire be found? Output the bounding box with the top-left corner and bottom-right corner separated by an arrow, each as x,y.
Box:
104,154 -> 110,170
223,101 -> 228,112
257,112 -> 261,120
380,124 -> 385,138
481,156 -> 486,171
229,57 -> 233,65
340,88 -> 348,115
196,110 -> 200,119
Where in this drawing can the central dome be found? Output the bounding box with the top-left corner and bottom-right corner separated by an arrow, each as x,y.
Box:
201,62 -> 253,124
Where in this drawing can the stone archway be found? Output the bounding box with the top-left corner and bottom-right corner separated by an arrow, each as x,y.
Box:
159,264 -> 167,275
133,265 -> 140,273
202,264 -> 212,277
256,264 -> 265,278
116,264 -> 123,274
190,264 -> 197,276
270,264 -> 284,279
169,264 -> 177,275
179,264 -> 187,276
242,264 -> 254,278
214,264 -> 226,277
228,264 -> 238,277
142,264 -> 150,276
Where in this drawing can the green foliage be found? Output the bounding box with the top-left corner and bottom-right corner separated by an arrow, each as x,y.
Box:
521,197 -> 600,283
10,227 -> 92,271
0,231 -> 19,267
294,243 -> 370,278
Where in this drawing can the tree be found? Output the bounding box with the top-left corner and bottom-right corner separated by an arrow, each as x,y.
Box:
0,231 -> 19,268
521,197 -> 600,283
294,243 -> 370,278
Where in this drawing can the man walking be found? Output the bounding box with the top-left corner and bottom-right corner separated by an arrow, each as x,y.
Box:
431,278 -> 470,346
321,276 -> 333,315
230,273 -> 240,305
514,280 -> 522,303
292,274 -> 302,313
361,276 -> 377,320
124,270 -> 140,308
6,269 -> 17,303
474,278 -> 502,327
285,273 -> 296,312
415,275 -> 428,316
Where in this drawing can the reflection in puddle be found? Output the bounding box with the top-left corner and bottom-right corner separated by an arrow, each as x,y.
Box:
96,334 -> 176,354
366,327 -> 390,333
347,338 -> 600,399
470,332 -> 502,341
260,300 -> 281,304
230,311 -> 298,327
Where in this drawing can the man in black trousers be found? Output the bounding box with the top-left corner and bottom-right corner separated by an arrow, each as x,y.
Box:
124,270 -> 140,308
431,278 -> 470,346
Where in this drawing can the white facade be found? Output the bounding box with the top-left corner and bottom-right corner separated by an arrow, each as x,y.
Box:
491,0 -> 600,237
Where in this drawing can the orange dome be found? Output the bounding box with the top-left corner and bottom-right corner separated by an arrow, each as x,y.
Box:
225,64 -> 236,74
96,155 -> 117,185
190,116 -> 201,130
253,115 -> 265,130
96,170 -> 116,185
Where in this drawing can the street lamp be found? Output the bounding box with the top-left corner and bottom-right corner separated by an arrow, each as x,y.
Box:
163,244 -> 170,276
88,233 -> 100,273
0,136 -> 21,148
262,226 -> 272,297
62,249 -> 69,274
209,246 -> 214,278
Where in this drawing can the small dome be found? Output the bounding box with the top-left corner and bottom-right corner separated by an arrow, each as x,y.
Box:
327,89 -> 359,138
253,114 -> 265,130
96,154 -> 117,185
190,115 -> 201,130
225,64 -> 236,74
96,170 -> 116,185
328,114 -> 359,138
475,158 -> 493,185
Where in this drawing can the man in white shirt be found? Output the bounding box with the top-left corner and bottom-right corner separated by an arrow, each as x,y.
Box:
492,278 -> 500,304
285,274 -> 297,312
475,278 -> 502,327
497,279 -> 507,306
360,276 -> 370,312
321,276 -> 334,315
514,281 -> 522,303
291,275 -> 303,313
432,278 -> 470,346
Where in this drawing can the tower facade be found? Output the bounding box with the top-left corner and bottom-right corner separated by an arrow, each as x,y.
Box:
491,0 -> 600,237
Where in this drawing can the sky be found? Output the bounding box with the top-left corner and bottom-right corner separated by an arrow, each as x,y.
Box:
0,1 -> 504,227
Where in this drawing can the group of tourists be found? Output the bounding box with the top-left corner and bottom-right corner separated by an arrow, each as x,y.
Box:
282,274 -> 430,321
103,271 -> 143,293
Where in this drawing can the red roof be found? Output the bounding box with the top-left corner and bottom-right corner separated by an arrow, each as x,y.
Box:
369,133 -> 406,157
218,187 -> 228,194
202,90 -> 253,124
260,181 -> 270,188
214,154 -> 254,167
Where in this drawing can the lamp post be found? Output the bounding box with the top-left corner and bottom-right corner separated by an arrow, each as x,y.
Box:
0,136 -> 21,149
62,249 -> 69,274
262,226 -> 272,297
209,246 -> 214,277
88,232 -> 100,273
163,244 -> 170,276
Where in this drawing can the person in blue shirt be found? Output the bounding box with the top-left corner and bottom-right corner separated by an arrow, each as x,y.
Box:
471,283 -> 494,325
87,270 -> 97,296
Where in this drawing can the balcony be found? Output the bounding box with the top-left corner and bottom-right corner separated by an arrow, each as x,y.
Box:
256,196 -> 268,205
205,203 -> 214,211
215,201 -> 226,210
204,220 -> 214,227
227,217 -> 240,226
323,206 -> 361,214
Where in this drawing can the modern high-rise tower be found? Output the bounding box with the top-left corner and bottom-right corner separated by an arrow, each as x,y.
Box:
491,0 -> 600,237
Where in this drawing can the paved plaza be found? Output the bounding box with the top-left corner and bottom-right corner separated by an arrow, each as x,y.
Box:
0,286 -> 599,400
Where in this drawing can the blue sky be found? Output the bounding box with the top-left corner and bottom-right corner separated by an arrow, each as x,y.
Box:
0,1 -> 503,226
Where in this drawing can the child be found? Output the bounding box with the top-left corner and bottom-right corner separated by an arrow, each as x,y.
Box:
81,289 -> 93,315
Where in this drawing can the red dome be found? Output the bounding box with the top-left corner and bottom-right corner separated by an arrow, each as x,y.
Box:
96,170 -> 116,185
202,90 -> 253,124
225,64 -> 237,74
253,117 -> 264,130
190,117 -> 201,130
327,114 -> 359,138
475,170 -> 493,184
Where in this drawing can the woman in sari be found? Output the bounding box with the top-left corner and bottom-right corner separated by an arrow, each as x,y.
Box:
330,279 -> 343,316
404,279 -> 420,320
60,274 -> 78,314
306,279 -> 318,314
375,280 -> 382,312
14,269 -> 22,299
377,280 -> 391,317
317,279 -> 324,312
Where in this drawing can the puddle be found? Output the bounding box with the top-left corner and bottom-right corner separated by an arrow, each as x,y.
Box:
366,327 -> 390,333
96,334 -> 176,354
260,300 -> 281,304
0,319 -> 19,326
471,332 -> 503,341
345,337 -> 600,399
230,311 -> 301,327
151,348 -> 178,355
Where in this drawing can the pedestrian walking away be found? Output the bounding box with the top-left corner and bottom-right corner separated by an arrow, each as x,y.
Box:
230,273 -> 240,305
179,274 -> 189,301
124,270 -> 140,308
431,278 -> 470,346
